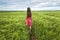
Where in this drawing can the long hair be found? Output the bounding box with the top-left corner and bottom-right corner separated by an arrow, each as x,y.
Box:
27,7 -> 32,17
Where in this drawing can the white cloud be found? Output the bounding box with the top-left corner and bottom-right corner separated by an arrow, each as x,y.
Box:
32,2 -> 60,8
25,0 -> 60,3
0,0 -> 60,10
40,7 -> 60,10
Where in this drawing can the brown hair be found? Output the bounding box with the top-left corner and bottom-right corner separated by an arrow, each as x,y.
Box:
27,7 -> 32,17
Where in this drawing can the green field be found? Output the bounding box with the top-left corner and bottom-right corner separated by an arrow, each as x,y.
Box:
0,11 -> 60,40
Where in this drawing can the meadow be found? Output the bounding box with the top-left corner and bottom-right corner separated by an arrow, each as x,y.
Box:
0,11 -> 60,40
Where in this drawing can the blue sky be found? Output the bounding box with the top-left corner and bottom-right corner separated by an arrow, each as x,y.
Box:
0,0 -> 60,10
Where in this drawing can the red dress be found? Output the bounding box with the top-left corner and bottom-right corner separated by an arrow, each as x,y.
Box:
26,17 -> 32,27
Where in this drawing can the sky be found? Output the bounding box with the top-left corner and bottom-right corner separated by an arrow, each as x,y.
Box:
0,0 -> 60,10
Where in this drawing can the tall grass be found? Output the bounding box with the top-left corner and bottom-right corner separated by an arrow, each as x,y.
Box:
0,11 -> 60,40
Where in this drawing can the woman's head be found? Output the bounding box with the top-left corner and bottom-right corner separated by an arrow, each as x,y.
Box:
27,7 -> 32,17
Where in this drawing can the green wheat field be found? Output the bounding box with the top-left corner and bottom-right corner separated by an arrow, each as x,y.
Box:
0,11 -> 60,40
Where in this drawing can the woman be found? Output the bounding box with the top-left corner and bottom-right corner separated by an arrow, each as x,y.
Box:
25,7 -> 32,32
